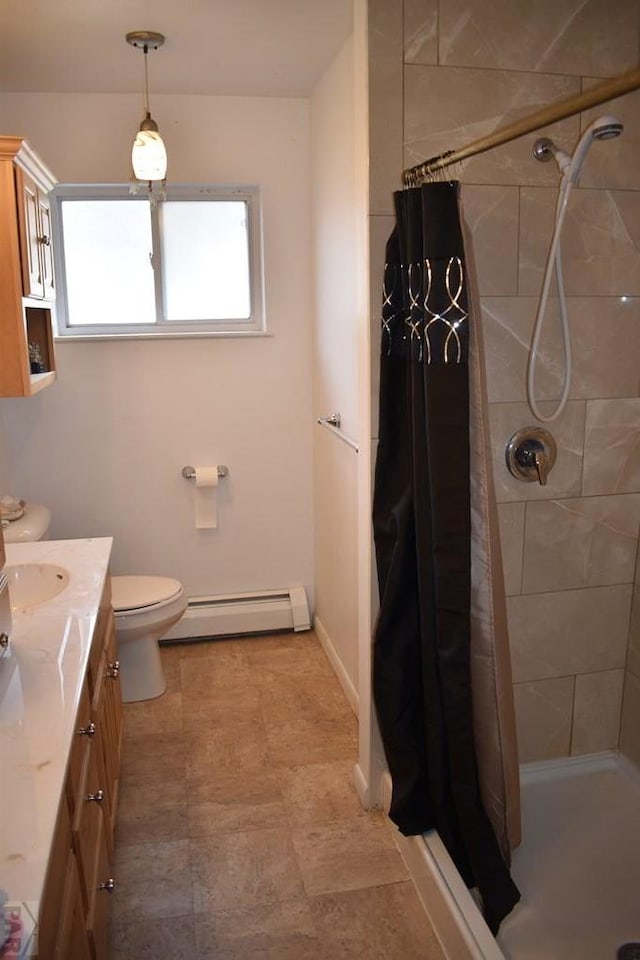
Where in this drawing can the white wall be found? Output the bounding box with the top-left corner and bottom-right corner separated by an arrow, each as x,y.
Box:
0,93 -> 314,600
310,38 -> 361,694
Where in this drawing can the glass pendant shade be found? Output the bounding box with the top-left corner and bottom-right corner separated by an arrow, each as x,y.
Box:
132,127 -> 167,181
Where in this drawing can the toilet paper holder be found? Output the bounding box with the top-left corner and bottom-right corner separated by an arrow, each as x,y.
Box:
181,465 -> 229,481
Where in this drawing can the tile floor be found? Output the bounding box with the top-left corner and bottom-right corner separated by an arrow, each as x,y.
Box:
108,631 -> 446,959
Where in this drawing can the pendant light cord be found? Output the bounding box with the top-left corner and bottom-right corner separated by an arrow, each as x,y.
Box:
143,46 -> 150,116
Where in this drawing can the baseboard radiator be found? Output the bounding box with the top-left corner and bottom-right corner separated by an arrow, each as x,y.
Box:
161,586 -> 311,642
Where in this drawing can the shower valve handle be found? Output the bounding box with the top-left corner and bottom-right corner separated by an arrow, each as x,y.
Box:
505,427 -> 557,486
533,448 -> 548,486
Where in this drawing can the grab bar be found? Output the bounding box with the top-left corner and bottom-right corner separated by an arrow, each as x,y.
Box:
316,413 -> 359,453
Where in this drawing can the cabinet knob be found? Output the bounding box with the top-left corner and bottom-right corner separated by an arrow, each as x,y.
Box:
107,659 -> 120,679
98,878 -> 116,893
78,721 -> 96,738
87,789 -> 105,804
0,633 -> 9,650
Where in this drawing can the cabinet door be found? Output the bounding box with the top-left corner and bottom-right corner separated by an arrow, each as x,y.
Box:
38,193 -> 55,299
54,856 -> 92,960
17,171 -> 43,298
72,740 -> 105,913
95,616 -> 123,850
104,613 -> 123,785
87,818 -> 112,960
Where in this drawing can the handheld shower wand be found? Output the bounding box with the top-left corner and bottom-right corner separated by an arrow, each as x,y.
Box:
527,116 -> 623,422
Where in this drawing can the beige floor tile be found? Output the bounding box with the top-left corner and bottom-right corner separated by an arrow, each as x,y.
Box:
194,929 -> 328,959
259,674 -> 354,721
310,881 -> 446,959
187,769 -> 288,837
165,636 -> 255,660
109,914 -> 196,960
181,684 -> 263,726
111,840 -> 193,923
118,771 -> 186,809
238,631 -> 318,653
122,691 -> 183,740
190,828 -> 305,914
265,716 -> 358,767
179,643 -> 253,694
184,715 -> 271,782
245,641 -> 336,684
119,731 -> 186,783
116,800 -> 189,847
194,895 -> 316,941
280,760 -> 365,827
291,813 -> 409,897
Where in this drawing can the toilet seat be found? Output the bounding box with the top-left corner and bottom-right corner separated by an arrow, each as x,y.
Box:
111,575 -> 183,614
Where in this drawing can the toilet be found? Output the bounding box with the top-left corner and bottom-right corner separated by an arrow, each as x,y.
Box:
110,575 -> 186,702
1,502 -> 51,543
2,502 -> 187,703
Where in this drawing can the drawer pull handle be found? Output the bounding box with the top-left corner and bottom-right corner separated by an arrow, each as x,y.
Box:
78,721 -> 96,738
107,660 -> 120,679
87,789 -> 105,804
98,878 -> 116,893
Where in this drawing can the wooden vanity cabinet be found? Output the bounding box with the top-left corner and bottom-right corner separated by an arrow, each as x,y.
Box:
39,578 -> 123,960
0,136 -> 57,397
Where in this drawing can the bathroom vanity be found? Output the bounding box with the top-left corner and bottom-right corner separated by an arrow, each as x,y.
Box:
0,538 -> 122,959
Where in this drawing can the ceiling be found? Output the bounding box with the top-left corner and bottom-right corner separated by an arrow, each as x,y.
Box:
0,0 -> 353,98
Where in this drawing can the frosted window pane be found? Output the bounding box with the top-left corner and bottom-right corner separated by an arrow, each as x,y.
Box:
161,201 -> 251,321
61,201 -> 155,325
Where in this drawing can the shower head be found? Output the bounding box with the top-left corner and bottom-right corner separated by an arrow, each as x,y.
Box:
568,114 -> 623,182
590,115 -> 624,140
533,114 -> 623,183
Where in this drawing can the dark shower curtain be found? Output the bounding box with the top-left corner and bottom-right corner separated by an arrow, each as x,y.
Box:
372,182 -> 520,933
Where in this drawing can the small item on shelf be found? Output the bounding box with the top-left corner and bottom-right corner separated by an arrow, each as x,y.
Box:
28,341 -> 46,374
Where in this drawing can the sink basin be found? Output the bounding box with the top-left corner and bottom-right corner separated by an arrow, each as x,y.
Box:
5,563 -> 70,611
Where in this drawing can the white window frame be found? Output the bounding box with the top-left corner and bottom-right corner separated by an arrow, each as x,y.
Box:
51,183 -> 266,339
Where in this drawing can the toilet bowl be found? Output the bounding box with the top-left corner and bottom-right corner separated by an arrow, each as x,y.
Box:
111,576 -> 187,703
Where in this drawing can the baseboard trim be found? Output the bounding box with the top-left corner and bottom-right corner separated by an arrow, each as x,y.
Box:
353,761 -> 369,807
313,615 -> 359,717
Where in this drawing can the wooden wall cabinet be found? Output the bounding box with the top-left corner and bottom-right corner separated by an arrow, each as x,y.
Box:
39,578 -> 124,960
0,136 -> 58,397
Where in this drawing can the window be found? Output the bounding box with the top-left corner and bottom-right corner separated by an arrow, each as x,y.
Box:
51,184 -> 265,337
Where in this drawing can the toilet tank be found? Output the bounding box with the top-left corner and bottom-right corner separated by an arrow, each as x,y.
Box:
1,503 -> 51,543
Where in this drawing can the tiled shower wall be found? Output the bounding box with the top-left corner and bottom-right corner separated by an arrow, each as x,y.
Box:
368,0 -> 640,764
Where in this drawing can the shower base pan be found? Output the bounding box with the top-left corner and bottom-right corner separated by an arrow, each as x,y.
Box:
391,752 -> 640,960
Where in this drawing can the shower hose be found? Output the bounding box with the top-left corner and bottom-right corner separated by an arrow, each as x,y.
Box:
526,174 -> 574,423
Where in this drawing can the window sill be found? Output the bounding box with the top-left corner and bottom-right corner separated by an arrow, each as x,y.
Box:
54,329 -> 273,343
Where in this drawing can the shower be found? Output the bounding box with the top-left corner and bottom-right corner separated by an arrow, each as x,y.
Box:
527,115 -> 624,422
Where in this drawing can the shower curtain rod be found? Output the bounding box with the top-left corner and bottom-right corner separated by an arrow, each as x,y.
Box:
402,66 -> 640,186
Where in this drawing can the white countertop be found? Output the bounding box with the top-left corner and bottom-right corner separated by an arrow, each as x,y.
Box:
0,537 -> 113,953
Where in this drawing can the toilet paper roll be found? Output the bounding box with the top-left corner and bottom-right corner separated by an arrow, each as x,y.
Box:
194,466 -> 219,529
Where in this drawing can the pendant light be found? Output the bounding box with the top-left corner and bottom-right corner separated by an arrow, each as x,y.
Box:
126,31 -> 167,191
